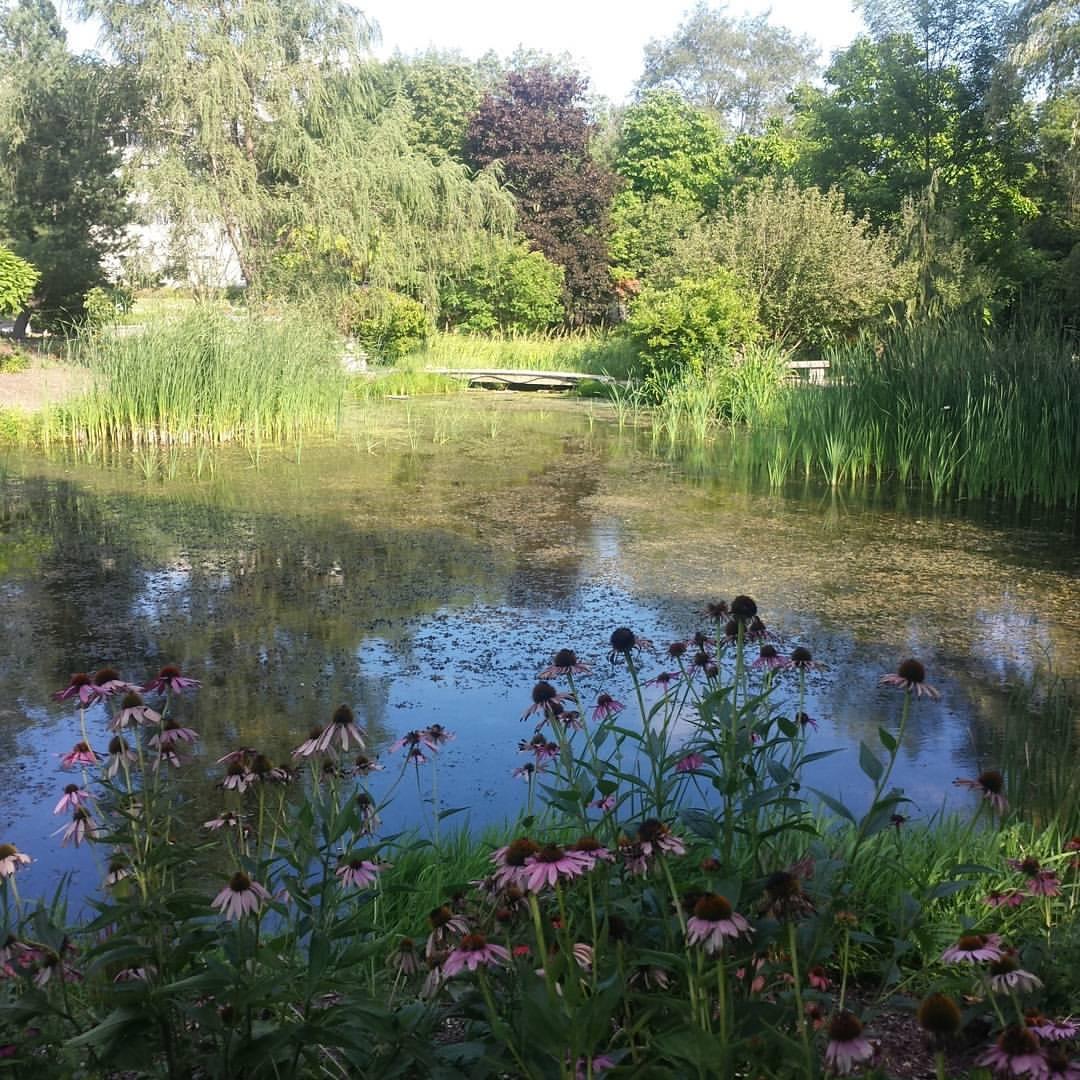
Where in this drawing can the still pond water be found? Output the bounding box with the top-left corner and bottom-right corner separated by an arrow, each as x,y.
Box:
1,396 -> 1078,897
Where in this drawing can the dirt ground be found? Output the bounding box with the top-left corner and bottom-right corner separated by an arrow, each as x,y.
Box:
0,353 -> 91,411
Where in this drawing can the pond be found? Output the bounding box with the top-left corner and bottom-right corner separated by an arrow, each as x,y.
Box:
2,396 -> 1078,898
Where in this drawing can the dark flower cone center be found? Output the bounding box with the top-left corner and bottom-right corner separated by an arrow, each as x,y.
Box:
460,933 -> 487,952
918,993 -> 961,1035
637,819 -> 664,844
765,871 -> 800,898
93,667 -> 120,685
1020,857 -> 1041,876
573,836 -> 602,853
159,665 -> 181,679
226,762 -> 246,777
957,934 -> 986,951
308,725 -> 325,739
694,894 -> 734,921
553,649 -> 578,667
828,1011 -> 864,1042
63,784 -> 80,795
107,737 -> 126,754
791,646 -> 813,665
120,691 -> 144,708
596,694 -> 614,708
667,641 -> 687,658
504,838 -> 540,866
706,601 -> 728,618
0,844 -> 15,859
532,682 -> 558,704
228,872 -> 252,893
609,627 -> 637,653
978,769 -> 1004,792
759,645 -> 779,659
429,905 -> 454,929
332,705 -> 354,726
731,595 -> 757,620
68,672 -> 91,687
897,658 -> 926,683
999,1026 -> 1039,1055
251,755 -> 272,775
536,845 -> 566,864
990,954 -> 1019,975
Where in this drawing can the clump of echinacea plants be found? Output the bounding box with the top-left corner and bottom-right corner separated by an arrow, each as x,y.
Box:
1,602 -> 1078,1078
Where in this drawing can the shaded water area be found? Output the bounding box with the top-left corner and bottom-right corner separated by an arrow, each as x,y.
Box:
1,396 -> 1078,899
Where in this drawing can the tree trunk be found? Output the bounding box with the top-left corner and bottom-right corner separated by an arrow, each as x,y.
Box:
12,308 -> 31,339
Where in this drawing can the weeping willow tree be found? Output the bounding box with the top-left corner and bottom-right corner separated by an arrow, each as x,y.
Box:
85,0 -> 514,300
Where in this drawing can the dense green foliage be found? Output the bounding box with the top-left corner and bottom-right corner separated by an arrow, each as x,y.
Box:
339,287 -> 432,362
0,242 -> 37,315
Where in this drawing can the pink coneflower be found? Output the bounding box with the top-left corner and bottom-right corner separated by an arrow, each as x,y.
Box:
154,747 -> 184,770
388,729 -> 439,754
985,889 -> 1026,908
204,811 -> 243,831
54,809 -> 96,847
977,1026 -> 1047,1077
1007,856 -> 1061,897
689,650 -> 714,677
390,937 -> 421,977
704,600 -> 729,620
538,648 -> 591,679
942,932 -> 1005,964
1043,1048 -> 1080,1079
608,627 -> 653,664
591,693 -> 624,722
355,792 -> 381,834
574,1054 -> 616,1079
676,751 -> 706,773
335,859 -> 383,889
150,718 -> 199,748
512,762 -> 542,781
645,671 -> 680,691
292,725 -> 326,758
33,947 -> 81,987
221,761 -> 253,793
0,844 -> 31,878
110,691 -> 161,731
686,894 -> 753,954
114,966 -> 156,983
752,644 -> 791,671
523,844 -> 590,892
808,966 -> 831,991
491,838 -> 540,890
60,741 -> 99,769
619,837 -> 650,876
104,736 -> 136,778
442,933 -> 510,977
988,952 -> 1044,994
52,672 -> 98,705
315,705 -> 367,753
519,734 -> 559,761
91,667 -> 139,698
918,993 -> 962,1044
211,872 -> 270,920
955,769 -> 1008,813
423,723 -> 454,747
589,794 -> 616,812
824,1012 -> 876,1076
759,864 -> 817,921
217,747 -> 257,766
879,658 -> 940,700
637,819 -> 686,858
796,711 -> 819,731
104,858 -> 133,887
790,646 -> 825,670
142,664 -> 201,695
667,641 -> 689,661
570,836 -> 615,868
730,595 -> 758,622
53,785 -> 90,815
352,754 -> 382,776
1031,1018 -> 1080,1042
426,904 -> 470,958
523,681 -> 571,721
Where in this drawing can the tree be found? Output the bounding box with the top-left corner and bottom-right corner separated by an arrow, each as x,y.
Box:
0,0 -> 130,332
614,90 -> 727,205
464,66 -> 617,323
638,3 -> 819,133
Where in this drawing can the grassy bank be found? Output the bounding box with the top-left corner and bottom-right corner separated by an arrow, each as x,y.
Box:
7,609 -> 1078,1077
53,313 -> 347,445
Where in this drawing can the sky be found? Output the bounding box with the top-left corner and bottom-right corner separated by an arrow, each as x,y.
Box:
63,0 -> 867,104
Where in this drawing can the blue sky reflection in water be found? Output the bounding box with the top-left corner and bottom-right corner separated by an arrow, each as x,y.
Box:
0,396 -> 1077,900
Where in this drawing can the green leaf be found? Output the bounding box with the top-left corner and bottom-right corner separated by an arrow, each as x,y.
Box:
809,787 -> 856,823
858,741 -> 884,783
878,726 -> 898,752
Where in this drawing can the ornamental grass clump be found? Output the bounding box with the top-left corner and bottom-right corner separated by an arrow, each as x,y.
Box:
1,597 -> 1077,1076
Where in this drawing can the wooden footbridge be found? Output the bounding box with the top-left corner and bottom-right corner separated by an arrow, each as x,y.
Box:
425,359 -> 829,391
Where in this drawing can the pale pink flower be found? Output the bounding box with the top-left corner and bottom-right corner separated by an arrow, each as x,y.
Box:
211,872 -> 270,920
60,742 -> 99,769
142,664 -> 201,695
203,811 -> 244,831
569,836 -> 615,868
879,658 -> 940,700
90,668 -> 140,699
0,844 -> 31,878
426,904 -> 469,959
335,859 -> 384,889
442,934 -> 510,977
390,937 -> 421,976
114,966 -> 156,982
591,693 -> 623,722
985,889 -> 1026,908
685,894 -> 753,954
752,644 -> 792,670
523,845 -> 591,891
574,1054 -> 616,1079
315,706 -> 367,753
52,672 -> 98,705
1042,1048 -> 1080,1079
989,966 -> 1043,994
790,646 -> 825,670
150,719 -> 199,748
53,785 -> 90,815
217,747 -> 257,766
54,809 -> 96,847
676,752 -> 706,773
351,754 -> 382,776
519,734 -> 560,761
104,858 -> 132,886
538,648 -> 591,678
808,966 -> 832,991
977,1026 -> 1048,1077
522,681 -> 571,721
608,627 -> 653,664
291,725 -> 326,758
103,736 -> 136,778
645,671 -> 680,691
589,794 -> 616,812
110,692 -> 161,731
490,838 -> 540,890
388,729 -> 439,755
33,948 -> 81,987
942,932 -> 1005,964
221,762 -> 253,792
955,769 -> 1008,813
1032,1019 -> 1080,1042
824,1012 -> 876,1075
637,819 -> 686,858
512,762 -> 543,781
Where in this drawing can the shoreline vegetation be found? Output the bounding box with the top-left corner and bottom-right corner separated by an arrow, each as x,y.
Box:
2,609 -> 1077,1076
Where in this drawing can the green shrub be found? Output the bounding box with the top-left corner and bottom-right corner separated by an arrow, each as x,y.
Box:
339,287 -> 432,362
83,285 -> 135,328
624,272 -> 761,378
439,241 -> 565,334
0,342 -> 31,373
0,245 -> 39,317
